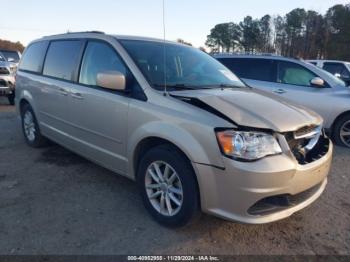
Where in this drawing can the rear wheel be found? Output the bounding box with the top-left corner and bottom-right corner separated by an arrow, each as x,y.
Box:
333,114 -> 350,148
137,144 -> 200,227
21,103 -> 48,147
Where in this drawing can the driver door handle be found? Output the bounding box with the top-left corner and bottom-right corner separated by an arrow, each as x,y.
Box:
273,88 -> 286,94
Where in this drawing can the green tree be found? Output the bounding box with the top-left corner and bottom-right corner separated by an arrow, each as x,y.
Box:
324,4 -> 350,60
285,8 -> 307,57
206,23 -> 241,52
0,39 -> 25,52
239,16 -> 261,52
259,15 -> 273,52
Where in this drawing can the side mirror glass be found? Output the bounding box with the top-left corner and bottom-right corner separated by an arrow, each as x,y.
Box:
310,77 -> 325,87
97,71 -> 126,91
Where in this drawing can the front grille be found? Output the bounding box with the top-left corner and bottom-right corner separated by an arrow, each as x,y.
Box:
285,126 -> 330,165
248,182 -> 323,216
0,79 -> 7,87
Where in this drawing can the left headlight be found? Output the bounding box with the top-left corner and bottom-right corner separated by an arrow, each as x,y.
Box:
216,130 -> 282,161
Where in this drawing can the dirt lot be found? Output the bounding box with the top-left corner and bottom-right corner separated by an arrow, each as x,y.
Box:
0,98 -> 349,255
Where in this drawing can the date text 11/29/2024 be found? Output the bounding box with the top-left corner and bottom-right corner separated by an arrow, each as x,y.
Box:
127,255 -> 220,261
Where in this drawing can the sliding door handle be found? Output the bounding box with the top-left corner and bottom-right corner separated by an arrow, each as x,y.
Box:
71,92 -> 84,100
58,88 -> 69,96
273,88 -> 286,94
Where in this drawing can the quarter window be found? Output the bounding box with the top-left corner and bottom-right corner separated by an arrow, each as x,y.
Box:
219,58 -> 275,82
79,41 -> 126,86
277,61 -> 316,87
19,41 -> 48,73
43,40 -> 83,81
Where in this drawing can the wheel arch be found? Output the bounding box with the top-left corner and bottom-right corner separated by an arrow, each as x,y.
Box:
331,110 -> 350,133
132,136 -> 202,210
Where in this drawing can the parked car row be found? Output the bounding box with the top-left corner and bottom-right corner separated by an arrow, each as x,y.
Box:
15,32 -> 333,227
214,54 -> 350,148
0,51 -> 17,105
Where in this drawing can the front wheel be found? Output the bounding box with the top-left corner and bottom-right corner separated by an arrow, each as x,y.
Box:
137,144 -> 200,227
333,114 -> 350,148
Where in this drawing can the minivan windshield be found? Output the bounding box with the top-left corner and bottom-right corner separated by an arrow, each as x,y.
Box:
119,39 -> 246,91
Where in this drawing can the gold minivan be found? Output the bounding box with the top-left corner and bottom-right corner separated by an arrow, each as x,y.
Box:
16,32 -> 333,227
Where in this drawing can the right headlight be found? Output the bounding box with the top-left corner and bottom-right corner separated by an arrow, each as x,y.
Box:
216,130 -> 282,161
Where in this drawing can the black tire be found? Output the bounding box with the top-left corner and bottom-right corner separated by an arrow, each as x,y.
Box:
7,94 -> 15,105
20,103 -> 48,148
333,113 -> 350,148
137,144 -> 201,227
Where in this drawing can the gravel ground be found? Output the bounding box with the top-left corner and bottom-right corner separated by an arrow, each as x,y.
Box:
0,98 -> 349,255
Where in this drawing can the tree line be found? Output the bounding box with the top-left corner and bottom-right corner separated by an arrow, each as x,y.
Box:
205,3 -> 350,60
0,39 -> 25,53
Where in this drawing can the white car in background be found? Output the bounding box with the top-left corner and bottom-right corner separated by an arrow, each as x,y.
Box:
307,60 -> 350,86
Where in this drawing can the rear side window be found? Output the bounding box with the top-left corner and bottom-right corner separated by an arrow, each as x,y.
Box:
323,62 -> 350,78
19,41 -> 48,73
218,58 -> 275,82
277,61 -> 316,87
79,41 -> 126,86
43,40 -> 83,81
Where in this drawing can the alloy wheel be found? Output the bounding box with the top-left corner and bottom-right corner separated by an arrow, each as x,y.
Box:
23,110 -> 36,142
340,120 -> 350,147
145,161 -> 183,217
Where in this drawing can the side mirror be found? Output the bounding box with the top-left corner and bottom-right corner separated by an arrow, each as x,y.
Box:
310,77 -> 325,87
334,73 -> 341,78
97,71 -> 126,91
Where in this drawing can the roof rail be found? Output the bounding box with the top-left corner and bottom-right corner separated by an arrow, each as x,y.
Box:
42,31 -> 105,39
212,52 -> 282,57
66,30 -> 105,34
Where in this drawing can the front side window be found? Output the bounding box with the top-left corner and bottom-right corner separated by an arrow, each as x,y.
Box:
79,41 -> 126,86
119,40 -> 245,90
323,62 -> 350,78
43,40 -> 83,81
277,61 -> 316,87
19,41 -> 48,73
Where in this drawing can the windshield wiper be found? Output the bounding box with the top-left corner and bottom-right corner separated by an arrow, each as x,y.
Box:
200,84 -> 242,89
153,83 -> 197,90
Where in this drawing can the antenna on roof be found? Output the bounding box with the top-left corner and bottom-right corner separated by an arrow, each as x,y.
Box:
162,0 -> 168,96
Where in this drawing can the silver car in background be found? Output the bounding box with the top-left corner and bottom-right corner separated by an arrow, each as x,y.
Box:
215,54 -> 350,148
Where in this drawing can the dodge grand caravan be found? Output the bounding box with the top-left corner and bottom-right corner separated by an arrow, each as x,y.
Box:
16,32 -> 333,227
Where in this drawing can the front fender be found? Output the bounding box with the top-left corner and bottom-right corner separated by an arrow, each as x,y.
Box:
127,121 -> 224,179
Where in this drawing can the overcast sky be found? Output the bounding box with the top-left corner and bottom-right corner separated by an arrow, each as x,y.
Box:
1,0 -> 349,47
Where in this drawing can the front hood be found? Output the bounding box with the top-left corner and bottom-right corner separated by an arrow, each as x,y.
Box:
172,88 -> 322,132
